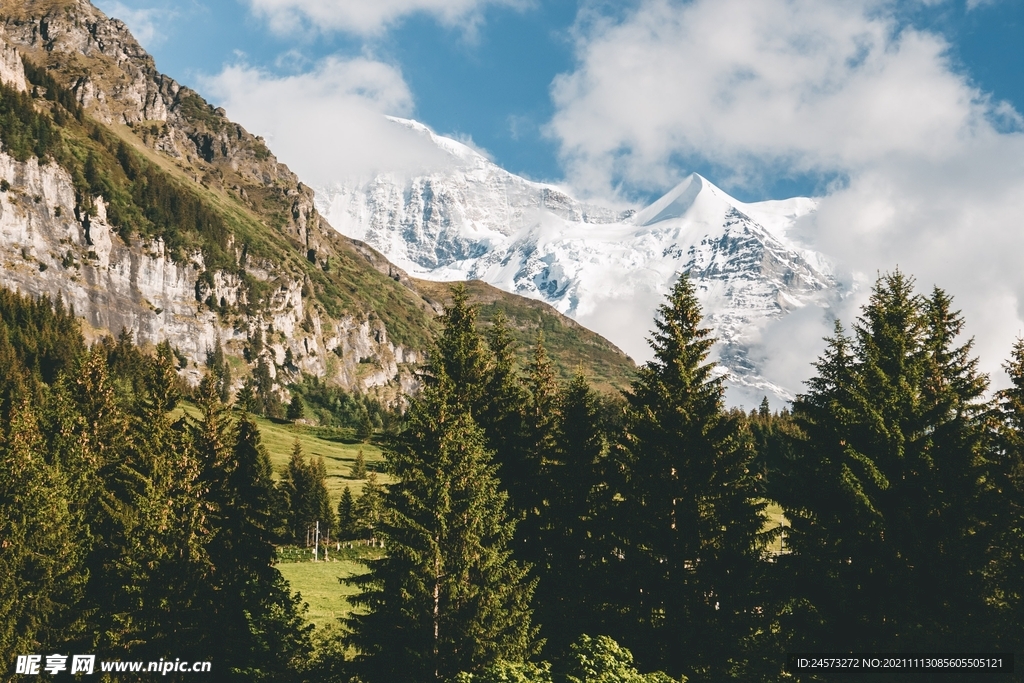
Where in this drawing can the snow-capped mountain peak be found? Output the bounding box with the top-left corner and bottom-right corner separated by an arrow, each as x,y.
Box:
316,120 -> 840,405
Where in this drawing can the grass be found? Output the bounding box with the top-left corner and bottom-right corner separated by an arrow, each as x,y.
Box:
246,414 -> 387,502
412,278 -> 637,394
763,501 -> 789,555
276,544 -> 385,630
173,403 -> 387,507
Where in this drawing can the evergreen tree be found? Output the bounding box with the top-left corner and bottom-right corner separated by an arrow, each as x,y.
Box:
207,414 -> 311,680
351,448 -> 368,479
357,409 -> 374,442
0,391 -> 84,656
346,362 -> 538,683
309,455 -> 335,540
774,271 -> 994,657
535,370 -> 618,658
516,335 -> 559,525
353,472 -> 386,543
477,311 -> 528,495
283,441 -> 334,544
236,379 -> 259,414
283,440 -> 308,543
337,486 -> 357,540
253,355 -> 277,417
992,339 -> 1024,656
429,284 -> 490,412
287,394 -> 305,421
206,337 -> 232,404
619,272 -> 767,679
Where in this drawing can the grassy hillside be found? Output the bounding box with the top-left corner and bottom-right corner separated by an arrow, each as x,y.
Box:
413,279 -> 636,393
175,403 -> 386,504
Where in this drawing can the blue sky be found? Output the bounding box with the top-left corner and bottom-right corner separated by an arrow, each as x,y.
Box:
97,0 -> 1023,203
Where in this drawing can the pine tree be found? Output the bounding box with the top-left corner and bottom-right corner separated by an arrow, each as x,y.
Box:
309,455 -> 335,539
430,285 -> 490,411
253,355 -> 277,417
776,271 -> 994,655
351,448 -> 368,479
518,334 -> 558,517
991,338 -> 1024,656
0,391 -> 84,656
207,414 -> 311,680
346,363 -> 538,683
477,311 -> 528,491
283,440 -> 334,544
354,472 -> 386,543
236,379 -> 259,414
338,486 -> 357,540
206,337 -> 232,404
287,394 -> 305,421
620,272 -> 767,679
535,370 -> 618,658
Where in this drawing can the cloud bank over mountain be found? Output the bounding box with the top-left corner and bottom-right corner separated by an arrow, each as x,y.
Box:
204,0 -> 1024,401
548,0 -> 1024,394
200,57 -> 453,186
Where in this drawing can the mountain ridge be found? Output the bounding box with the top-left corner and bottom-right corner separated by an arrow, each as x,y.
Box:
0,0 -> 637,400
316,121 -> 843,404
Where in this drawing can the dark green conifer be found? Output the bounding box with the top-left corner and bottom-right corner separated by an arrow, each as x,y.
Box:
477,311 -> 528,485
236,379 -> 259,414
337,486 -> 357,540
282,440 -> 334,543
0,393 -> 84,656
620,272 -> 766,679
354,472 -> 386,543
536,370 -> 617,657
287,394 -> 305,421
777,271 -> 994,655
351,448 -> 368,479
346,355 -> 538,683
208,414 -> 311,680
430,284 -> 490,411
992,338 -> 1024,656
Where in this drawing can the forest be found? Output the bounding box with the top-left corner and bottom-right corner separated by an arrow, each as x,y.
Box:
1,270 -> 1023,682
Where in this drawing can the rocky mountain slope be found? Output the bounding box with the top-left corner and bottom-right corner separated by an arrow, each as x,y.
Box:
0,0 -> 635,399
317,120 -> 842,404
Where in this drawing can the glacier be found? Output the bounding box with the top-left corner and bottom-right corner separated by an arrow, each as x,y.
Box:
316,117 -> 844,406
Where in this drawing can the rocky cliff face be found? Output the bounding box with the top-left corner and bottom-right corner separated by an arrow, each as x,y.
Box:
0,4 -> 425,398
0,143 -> 420,394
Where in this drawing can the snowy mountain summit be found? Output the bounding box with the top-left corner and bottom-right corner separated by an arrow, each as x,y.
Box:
317,118 -> 841,405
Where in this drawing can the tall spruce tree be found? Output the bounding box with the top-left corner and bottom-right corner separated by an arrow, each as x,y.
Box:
477,311 -> 528,501
535,370 -> 619,659
433,285 -> 489,398
346,335 -> 538,683
775,271 -> 994,657
0,391 -> 84,656
354,472 -> 386,543
619,272 -> 767,680
338,486 -> 357,540
283,440 -> 334,544
992,339 -> 1024,656
207,414 -> 311,680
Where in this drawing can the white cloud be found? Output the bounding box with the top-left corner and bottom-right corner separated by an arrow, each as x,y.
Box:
95,1 -> 175,47
548,0 -> 1024,396
245,0 -> 529,36
199,56 -> 451,186
549,0 -> 998,197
